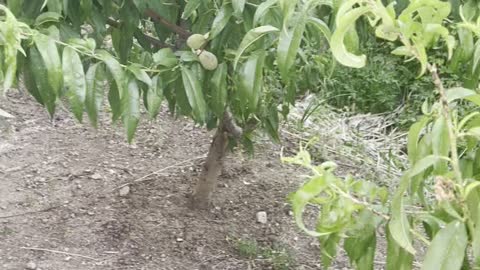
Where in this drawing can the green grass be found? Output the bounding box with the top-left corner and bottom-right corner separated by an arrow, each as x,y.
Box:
231,237 -> 296,270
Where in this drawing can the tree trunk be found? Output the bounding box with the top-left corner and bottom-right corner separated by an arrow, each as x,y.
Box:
190,121 -> 229,209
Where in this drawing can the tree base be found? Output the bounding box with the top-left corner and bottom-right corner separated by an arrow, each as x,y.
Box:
190,124 -> 228,210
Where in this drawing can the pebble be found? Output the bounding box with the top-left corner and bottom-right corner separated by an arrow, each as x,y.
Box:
256,211 -> 267,224
91,173 -> 103,180
26,261 -> 37,270
119,186 -> 130,197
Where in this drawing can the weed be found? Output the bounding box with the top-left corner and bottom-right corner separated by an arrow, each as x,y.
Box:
231,238 -> 296,270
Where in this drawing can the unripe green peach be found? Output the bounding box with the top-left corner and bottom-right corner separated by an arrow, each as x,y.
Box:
198,50 -> 218,70
186,34 -> 207,50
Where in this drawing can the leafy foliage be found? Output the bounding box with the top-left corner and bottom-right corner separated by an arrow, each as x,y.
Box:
0,0 -> 333,144
319,43 -> 434,113
286,0 -> 480,269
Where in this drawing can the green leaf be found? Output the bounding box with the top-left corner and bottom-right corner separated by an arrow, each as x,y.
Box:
115,1 -> 140,64
233,25 -> 279,69
122,77 -> 141,143
34,12 -> 62,26
108,77 -> 122,122
466,127 -> 480,139
278,0 -> 299,21
29,46 -> 57,117
97,50 -> 126,98
67,38 -> 96,53
389,175 -> 415,255
237,52 -> 266,115
80,0 -> 93,17
472,40 -> 480,75
307,17 -> 332,43
344,25 -> 360,54
209,4 -> 233,39
431,117 -> 449,174
210,62 -> 228,117
152,48 -> 178,68
410,155 -> 443,177
22,0 -> 44,20
465,181 -> 480,198
181,0 -> 202,19
421,214 -> 445,240
421,221 -> 468,270
85,63 -> 105,128
407,116 -> 430,164
127,64 -> 152,87
181,66 -> 207,123
414,42 -> 428,77
473,201 -> 480,266
290,173 -> 332,237
253,0 -> 277,26
47,0 -> 63,13
392,46 -> 413,57
232,0 -> 245,17
62,47 -> 86,122
277,15 -> 307,83
445,87 -> 479,103
386,225 -> 414,270
34,34 -> 63,96
264,104 -> 280,142
8,0 -> 25,16
331,7 -> 369,68
146,75 -> 163,118
22,55 -> 44,105
319,233 -> 340,268
344,225 -> 376,270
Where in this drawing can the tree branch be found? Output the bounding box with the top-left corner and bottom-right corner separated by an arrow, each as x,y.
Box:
223,108 -> 243,139
144,9 -> 191,39
106,18 -> 171,49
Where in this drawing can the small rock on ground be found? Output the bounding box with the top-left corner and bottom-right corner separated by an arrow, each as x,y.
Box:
256,211 -> 267,224
26,261 -> 37,270
119,186 -> 130,197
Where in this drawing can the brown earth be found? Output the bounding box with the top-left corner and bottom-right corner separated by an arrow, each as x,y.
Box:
0,92 -> 338,270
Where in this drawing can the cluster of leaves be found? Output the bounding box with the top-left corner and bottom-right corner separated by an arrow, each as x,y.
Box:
0,0 -> 338,145
283,149 -> 388,269
287,0 -> 480,269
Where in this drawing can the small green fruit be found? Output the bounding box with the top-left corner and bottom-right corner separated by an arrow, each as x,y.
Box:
198,50 -> 218,70
186,34 -> 207,50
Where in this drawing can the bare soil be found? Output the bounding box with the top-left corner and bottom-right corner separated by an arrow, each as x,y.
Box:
0,92 -> 334,270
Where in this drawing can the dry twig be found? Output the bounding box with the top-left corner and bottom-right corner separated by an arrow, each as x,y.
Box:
113,155 -> 206,191
20,247 -> 99,261
0,204 -> 62,219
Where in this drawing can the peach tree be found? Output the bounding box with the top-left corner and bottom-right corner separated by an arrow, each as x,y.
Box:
0,0 -> 334,209
286,0 -> 480,269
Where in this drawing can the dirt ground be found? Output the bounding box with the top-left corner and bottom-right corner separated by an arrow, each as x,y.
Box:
0,91 -> 344,270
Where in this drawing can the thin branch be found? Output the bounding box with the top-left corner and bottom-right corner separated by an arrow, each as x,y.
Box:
20,247 -> 99,261
105,18 -> 171,49
113,155 -> 206,191
144,9 -> 191,38
0,204 -> 62,219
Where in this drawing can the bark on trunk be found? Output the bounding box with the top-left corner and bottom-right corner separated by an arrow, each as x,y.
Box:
190,121 -> 229,209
